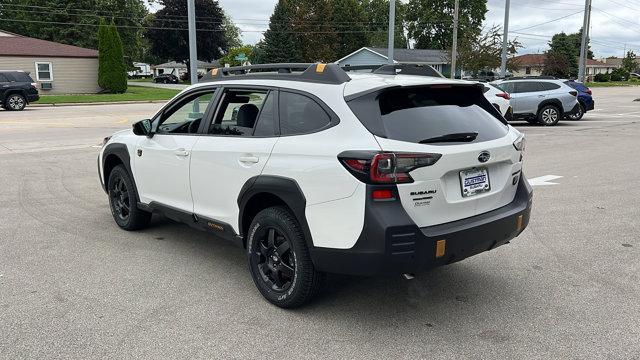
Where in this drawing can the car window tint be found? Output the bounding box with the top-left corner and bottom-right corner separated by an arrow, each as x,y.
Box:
496,82 -> 514,93
253,92 -> 276,136
156,91 -> 215,134
0,74 -> 8,82
540,82 -> 560,91
516,82 -> 543,93
279,92 -> 331,135
210,89 -> 269,137
9,72 -> 32,82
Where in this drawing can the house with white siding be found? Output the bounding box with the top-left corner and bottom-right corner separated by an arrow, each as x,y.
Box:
0,29 -> 99,94
152,60 -> 221,77
335,47 -> 451,74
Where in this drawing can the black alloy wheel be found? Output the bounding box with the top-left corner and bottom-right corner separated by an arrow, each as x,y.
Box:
6,94 -> 26,111
247,206 -> 323,308
253,227 -> 295,292
110,175 -> 130,222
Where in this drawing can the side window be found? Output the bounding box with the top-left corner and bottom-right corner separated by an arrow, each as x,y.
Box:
499,82 -> 514,93
0,74 -> 8,82
515,82 -> 542,93
253,92 -> 277,136
156,91 -> 216,134
541,82 -> 561,91
209,89 -> 270,137
279,92 -> 331,135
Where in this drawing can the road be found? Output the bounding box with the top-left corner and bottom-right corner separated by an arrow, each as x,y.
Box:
1,87 -> 639,359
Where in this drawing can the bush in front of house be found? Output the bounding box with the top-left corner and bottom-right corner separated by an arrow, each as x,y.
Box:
594,73 -> 610,82
98,19 -> 127,93
610,68 -> 629,82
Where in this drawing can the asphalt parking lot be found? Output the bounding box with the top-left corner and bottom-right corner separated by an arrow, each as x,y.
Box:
1,87 -> 639,359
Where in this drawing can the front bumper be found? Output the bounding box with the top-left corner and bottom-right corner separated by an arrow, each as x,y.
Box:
310,176 -> 533,276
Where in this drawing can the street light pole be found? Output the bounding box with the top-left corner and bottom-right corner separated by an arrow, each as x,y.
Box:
451,0 -> 459,79
387,0 -> 395,64
187,0 -> 198,85
500,0 -> 511,78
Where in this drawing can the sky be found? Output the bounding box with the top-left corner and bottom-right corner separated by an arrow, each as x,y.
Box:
213,0 -> 640,59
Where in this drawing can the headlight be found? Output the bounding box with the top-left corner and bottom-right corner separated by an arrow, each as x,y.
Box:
102,136 -> 112,147
513,133 -> 525,151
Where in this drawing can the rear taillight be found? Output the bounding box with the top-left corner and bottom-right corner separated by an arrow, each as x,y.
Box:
496,92 -> 510,100
586,88 -> 592,95
339,151 -> 441,184
31,82 -> 38,88
569,90 -> 578,97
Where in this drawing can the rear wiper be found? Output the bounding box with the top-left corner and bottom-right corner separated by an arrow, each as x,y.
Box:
419,132 -> 478,144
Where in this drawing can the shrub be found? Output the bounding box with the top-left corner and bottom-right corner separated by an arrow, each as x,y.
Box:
594,73 -> 610,82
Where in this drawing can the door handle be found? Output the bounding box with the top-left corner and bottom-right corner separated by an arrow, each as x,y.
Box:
238,156 -> 259,164
174,148 -> 190,157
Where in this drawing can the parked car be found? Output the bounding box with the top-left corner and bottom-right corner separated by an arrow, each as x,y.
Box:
483,83 -> 513,120
153,73 -> 179,84
492,78 -> 580,126
99,63 -> 532,308
562,80 -> 594,120
0,70 -> 39,111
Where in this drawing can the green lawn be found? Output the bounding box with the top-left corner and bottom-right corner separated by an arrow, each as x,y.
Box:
585,81 -> 640,87
37,85 -> 180,104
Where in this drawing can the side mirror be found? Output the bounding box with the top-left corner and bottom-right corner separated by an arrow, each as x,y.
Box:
132,119 -> 153,137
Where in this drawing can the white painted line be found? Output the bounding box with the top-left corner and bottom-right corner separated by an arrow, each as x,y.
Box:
529,175 -> 563,186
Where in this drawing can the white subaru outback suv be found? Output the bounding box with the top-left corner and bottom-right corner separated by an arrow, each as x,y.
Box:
98,63 -> 533,308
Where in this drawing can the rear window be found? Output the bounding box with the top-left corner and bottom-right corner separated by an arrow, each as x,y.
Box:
564,81 -> 587,92
347,85 -> 508,144
540,82 -> 561,91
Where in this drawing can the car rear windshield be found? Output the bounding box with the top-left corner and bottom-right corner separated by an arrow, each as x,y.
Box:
347,85 -> 508,144
564,81 -> 587,92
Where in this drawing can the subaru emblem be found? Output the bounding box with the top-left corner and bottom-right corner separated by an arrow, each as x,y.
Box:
478,151 -> 490,163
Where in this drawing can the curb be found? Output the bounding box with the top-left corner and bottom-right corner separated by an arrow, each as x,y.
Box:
30,100 -> 169,107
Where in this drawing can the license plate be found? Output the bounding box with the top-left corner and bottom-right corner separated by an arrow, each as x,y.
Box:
460,167 -> 490,197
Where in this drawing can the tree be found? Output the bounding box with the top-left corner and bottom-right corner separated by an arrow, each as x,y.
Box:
292,0 -> 339,62
332,0 -> 369,58
568,29 -> 593,60
458,25 -> 521,74
223,15 -> 243,49
405,0 -> 486,51
362,0 -> 407,48
98,20 -> 127,93
220,46 -> 254,66
543,32 -> 578,78
622,50 -> 638,73
97,18 -> 110,90
259,0 -> 304,63
147,0 -> 228,75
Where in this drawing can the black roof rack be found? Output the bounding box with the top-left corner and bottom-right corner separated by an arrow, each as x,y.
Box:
504,75 -> 557,80
199,63 -> 351,84
341,63 -> 444,78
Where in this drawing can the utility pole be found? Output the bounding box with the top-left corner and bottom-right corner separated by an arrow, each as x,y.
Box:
450,0 -> 459,79
387,0 -> 395,64
500,0 -> 511,78
578,0 -> 592,82
187,0 -> 198,85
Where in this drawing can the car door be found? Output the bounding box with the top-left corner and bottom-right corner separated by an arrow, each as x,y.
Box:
189,87 -> 279,232
513,81 -> 544,114
0,73 -> 9,102
134,88 -> 218,211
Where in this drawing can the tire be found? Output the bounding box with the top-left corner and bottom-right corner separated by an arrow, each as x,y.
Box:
107,165 -> 151,230
537,105 -> 560,126
5,93 -> 26,111
566,104 -> 584,120
246,206 -> 323,308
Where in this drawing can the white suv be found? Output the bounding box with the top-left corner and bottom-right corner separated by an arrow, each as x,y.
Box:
98,63 -> 533,308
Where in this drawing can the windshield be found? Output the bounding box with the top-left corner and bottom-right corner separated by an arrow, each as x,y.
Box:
348,85 -> 508,144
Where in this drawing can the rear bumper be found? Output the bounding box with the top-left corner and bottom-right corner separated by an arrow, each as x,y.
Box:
310,175 -> 533,276
586,100 -> 594,111
27,94 -> 39,102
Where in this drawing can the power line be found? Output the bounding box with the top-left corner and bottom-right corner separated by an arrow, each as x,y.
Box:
511,10 -> 584,32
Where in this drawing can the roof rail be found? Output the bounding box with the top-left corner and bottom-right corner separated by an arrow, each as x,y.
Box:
341,63 -> 444,78
199,63 -> 351,84
504,75 -> 557,80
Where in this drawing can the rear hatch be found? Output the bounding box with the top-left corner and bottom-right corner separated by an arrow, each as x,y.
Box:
347,84 -> 524,227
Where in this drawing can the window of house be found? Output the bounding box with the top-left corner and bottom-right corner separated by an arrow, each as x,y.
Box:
35,62 -> 53,81
525,67 -> 531,75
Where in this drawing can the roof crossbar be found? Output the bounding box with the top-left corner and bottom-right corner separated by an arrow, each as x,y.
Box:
199,63 -> 351,84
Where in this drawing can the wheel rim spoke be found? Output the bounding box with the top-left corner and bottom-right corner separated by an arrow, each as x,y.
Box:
267,228 -> 275,248
275,240 -> 290,257
252,226 -> 295,293
278,263 -> 294,278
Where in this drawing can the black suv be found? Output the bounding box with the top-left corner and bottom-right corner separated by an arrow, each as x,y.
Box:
0,70 -> 39,111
